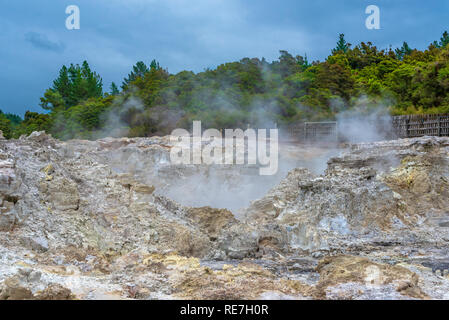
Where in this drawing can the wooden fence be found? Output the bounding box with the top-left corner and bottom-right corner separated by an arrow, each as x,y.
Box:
282,113 -> 449,142
392,114 -> 449,138
282,122 -> 338,143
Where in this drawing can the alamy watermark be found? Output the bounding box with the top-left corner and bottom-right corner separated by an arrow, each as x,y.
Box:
62,5 -> 380,31
170,121 -> 279,176
66,5 -> 80,30
365,5 -> 380,30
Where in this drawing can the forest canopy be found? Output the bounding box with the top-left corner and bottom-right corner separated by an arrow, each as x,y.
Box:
2,32 -> 449,140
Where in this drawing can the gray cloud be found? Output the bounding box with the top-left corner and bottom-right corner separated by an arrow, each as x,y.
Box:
25,32 -> 65,52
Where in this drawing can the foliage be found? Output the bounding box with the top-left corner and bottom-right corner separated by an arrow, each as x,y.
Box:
395,42 -> 413,61
40,61 -> 103,111
332,34 -> 351,54
0,112 -> 12,139
433,31 -> 449,48
12,111 -> 52,138
110,82 -> 120,95
5,31 -> 449,140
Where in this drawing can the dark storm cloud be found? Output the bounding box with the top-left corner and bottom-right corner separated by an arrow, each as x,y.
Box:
25,32 -> 65,52
0,0 -> 448,116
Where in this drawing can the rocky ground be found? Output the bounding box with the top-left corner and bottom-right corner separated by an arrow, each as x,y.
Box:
0,131 -> 448,300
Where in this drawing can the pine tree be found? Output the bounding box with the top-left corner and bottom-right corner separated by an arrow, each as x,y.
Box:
332,34 -> 350,54
82,60 -> 103,98
122,61 -> 150,89
41,61 -> 103,110
150,59 -> 161,70
297,53 -> 310,71
0,109 -> 22,126
52,66 -> 71,105
110,82 -> 120,95
395,42 -> 413,60
433,31 -> 449,48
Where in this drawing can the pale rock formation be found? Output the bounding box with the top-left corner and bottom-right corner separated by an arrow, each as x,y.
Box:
0,133 -> 448,299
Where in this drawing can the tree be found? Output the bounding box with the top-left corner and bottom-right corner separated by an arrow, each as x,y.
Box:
54,97 -> 113,140
332,34 -> 350,54
150,59 -> 161,70
81,61 -> 103,98
40,89 -> 66,111
346,42 -> 385,70
12,111 -> 52,138
0,110 -> 22,126
433,31 -> 449,48
315,61 -> 355,102
66,61 -> 102,105
110,82 -> 120,95
122,61 -> 150,89
395,42 -> 413,61
41,61 -> 103,111
52,65 -> 71,105
298,53 -> 310,71
0,111 -> 12,139
278,50 -> 299,78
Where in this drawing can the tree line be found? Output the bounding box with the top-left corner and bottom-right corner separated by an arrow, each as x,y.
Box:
1,32 -> 449,140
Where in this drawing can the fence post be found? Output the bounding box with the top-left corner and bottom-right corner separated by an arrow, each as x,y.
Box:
406,118 -> 410,138
304,122 -> 308,142
336,122 -> 339,143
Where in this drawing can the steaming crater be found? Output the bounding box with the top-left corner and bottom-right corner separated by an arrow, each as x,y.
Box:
92,138 -> 341,215
157,144 -> 340,214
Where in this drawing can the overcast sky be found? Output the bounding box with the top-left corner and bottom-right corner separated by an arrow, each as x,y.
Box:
0,0 -> 448,116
